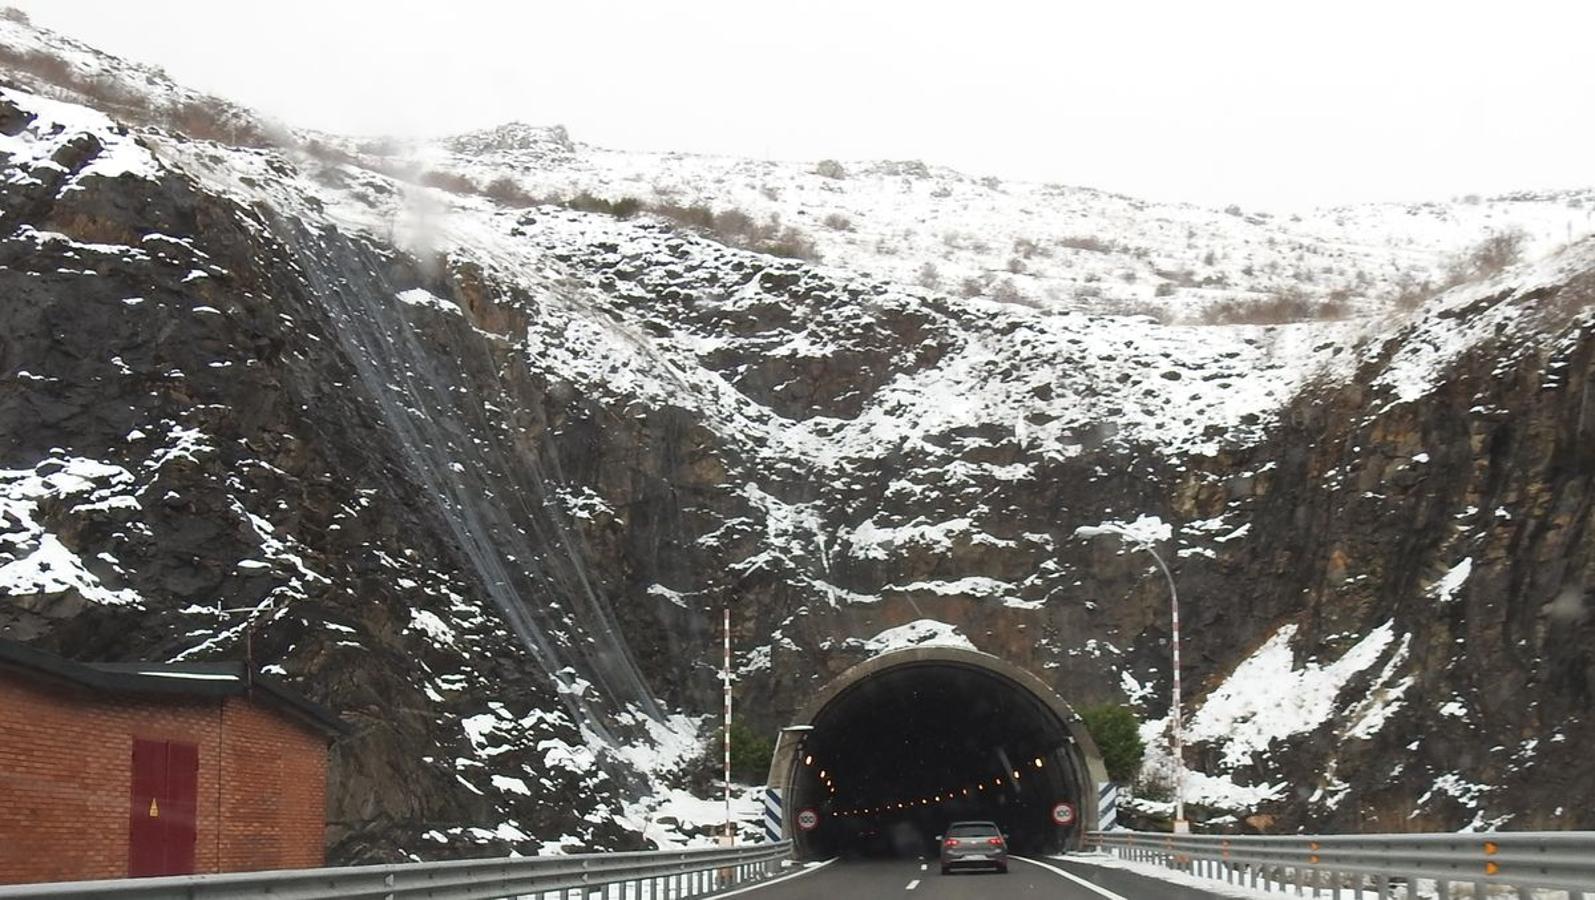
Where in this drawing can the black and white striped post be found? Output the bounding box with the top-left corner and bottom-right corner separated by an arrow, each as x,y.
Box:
723,605 -> 733,843
1097,781 -> 1121,832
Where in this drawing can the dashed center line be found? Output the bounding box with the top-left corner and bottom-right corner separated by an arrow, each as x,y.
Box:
905,878 -> 921,890
919,863 -> 928,871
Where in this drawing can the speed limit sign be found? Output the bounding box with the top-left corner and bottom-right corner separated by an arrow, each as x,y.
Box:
796,808 -> 820,832
1051,802 -> 1077,827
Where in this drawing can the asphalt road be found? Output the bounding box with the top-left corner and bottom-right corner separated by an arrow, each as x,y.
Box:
721,855 -> 1228,899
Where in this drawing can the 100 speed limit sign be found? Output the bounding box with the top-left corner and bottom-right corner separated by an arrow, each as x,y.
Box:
796,808 -> 820,832
1051,802 -> 1077,827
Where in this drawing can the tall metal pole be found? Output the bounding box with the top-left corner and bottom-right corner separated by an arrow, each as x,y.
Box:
1141,545 -> 1186,832
724,605 -> 733,842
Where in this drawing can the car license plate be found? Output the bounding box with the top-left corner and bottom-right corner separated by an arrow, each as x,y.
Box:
964,854 -> 988,860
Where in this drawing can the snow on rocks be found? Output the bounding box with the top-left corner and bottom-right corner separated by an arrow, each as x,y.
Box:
848,619 -> 976,654
0,457 -> 143,608
0,86 -> 160,191
1181,621 -> 1402,769
1427,558 -> 1473,604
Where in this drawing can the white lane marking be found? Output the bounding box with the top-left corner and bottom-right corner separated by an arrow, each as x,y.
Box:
920,863 -> 928,871
905,878 -> 921,890
712,857 -> 838,898
1011,856 -> 1132,900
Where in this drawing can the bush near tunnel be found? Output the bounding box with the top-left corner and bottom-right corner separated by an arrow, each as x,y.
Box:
1078,704 -> 1144,783
688,723 -> 773,787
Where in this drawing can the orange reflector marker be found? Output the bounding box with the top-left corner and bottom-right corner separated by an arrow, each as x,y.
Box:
1309,855 -> 1321,865
1483,841 -> 1499,855
1485,861 -> 1501,876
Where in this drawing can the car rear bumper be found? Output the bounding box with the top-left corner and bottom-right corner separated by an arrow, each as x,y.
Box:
941,854 -> 1008,870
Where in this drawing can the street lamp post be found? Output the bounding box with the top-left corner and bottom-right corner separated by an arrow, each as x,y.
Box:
1074,524 -> 1187,833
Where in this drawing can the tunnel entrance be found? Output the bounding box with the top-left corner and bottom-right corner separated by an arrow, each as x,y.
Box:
771,647 -> 1106,860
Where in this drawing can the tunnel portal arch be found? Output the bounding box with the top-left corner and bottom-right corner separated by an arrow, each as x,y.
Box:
767,646 -> 1109,859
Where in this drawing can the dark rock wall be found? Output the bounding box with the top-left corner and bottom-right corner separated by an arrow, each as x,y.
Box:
3,79 -> 1593,861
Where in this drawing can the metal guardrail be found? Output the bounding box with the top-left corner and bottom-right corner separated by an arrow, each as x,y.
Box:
1085,830 -> 1594,898
0,841 -> 793,900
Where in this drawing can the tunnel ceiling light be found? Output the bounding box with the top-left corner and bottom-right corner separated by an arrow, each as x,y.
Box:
1035,757 -> 1044,768
804,755 -> 812,766
1013,770 -> 1021,780
962,788 -> 970,796
818,770 -> 826,779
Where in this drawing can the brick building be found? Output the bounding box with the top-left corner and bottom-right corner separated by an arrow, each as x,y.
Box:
0,638 -> 344,885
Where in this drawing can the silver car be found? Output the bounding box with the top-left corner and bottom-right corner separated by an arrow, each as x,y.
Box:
938,820 -> 1008,874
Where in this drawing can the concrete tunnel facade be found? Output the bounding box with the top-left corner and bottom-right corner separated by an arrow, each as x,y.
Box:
766,646 -> 1109,858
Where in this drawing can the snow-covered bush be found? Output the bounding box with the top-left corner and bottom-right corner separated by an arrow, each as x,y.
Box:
814,158 -> 847,179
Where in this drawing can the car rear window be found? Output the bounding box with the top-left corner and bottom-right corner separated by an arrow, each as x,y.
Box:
947,823 -> 1000,837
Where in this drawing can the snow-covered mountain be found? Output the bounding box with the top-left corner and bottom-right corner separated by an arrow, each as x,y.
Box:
2,10 -> 1593,860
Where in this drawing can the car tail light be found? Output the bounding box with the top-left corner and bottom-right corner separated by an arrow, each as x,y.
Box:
988,837 -> 1004,846
943,838 -> 959,847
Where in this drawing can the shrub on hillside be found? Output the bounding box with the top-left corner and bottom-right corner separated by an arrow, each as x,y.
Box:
1058,235 -> 1115,254
1199,285 -> 1351,325
0,41 -> 278,147
419,170 -> 478,194
483,176 -> 539,207
655,202 -> 717,231
991,278 -> 1026,305
712,208 -> 759,238
1466,227 -> 1527,276
822,212 -> 854,231
1012,237 -> 1051,259
568,191 -> 641,218
814,159 -> 847,179
1078,704 -> 1145,783
756,226 -> 820,261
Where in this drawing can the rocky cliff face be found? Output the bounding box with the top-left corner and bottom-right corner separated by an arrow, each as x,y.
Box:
2,21 -> 1593,864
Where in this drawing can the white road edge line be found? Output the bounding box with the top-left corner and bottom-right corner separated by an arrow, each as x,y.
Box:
710,857 -> 838,898
1011,856 -> 1132,900
906,878 -> 921,890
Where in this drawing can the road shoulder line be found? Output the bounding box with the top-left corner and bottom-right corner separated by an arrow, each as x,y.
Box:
710,857 -> 838,898
1010,855 -> 1132,900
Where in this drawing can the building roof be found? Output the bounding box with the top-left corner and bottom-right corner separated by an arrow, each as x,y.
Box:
0,637 -> 347,738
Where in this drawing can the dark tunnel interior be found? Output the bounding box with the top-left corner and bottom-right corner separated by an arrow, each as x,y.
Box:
787,662 -> 1085,859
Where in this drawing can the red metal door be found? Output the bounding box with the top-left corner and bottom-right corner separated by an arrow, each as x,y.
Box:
128,739 -> 198,876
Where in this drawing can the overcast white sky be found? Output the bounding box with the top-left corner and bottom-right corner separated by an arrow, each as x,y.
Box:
10,0 -> 1594,208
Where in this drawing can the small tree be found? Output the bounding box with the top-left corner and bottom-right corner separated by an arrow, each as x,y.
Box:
707,723 -> 774,783
1468,227 -> 1527,276
814,159 -> 847,179
1078,704 -> 1145,783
